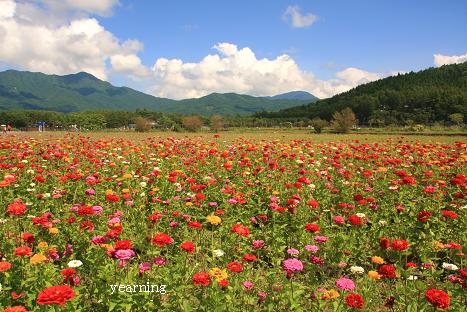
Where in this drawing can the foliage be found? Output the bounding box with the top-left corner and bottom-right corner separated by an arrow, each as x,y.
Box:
210,115 -> 224,131
181,115 -> 203,131
309,117 -> 328,133
331,108 -> 357,133
134,117 -> 152,132
256,62 -> 467,126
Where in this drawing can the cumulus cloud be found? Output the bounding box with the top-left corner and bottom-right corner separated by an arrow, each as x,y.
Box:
433,53 -> 467,66
0,0 -> 146,79
283,5 -> 318,28
149,42 -> 387,99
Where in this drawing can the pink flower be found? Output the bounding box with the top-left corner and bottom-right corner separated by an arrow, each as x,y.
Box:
85,189 -> 95,196
305,245 -> 319,253
314,236 -> 328,243
154,257 -> 166,266
282,258 -> 304,274
243,281 -> 254,289
287,248 -> 300,255
139,262 -> 152,273
114,249 -> 135,260
208,202 -> 218,206
91,236 -> 107,245
92,206 -> 103,214
336,277 -> 355,291
252,240 -> 265,249
228,198 -> 238,204
310,256 -> 324,266
169,221 -> 178,228
333,216 -> 345,224
338,261 -> 348,268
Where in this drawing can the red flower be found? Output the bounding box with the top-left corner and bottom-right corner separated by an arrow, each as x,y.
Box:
36,285 -> 75,306
305,223 -> 320,233
22,232 -> 35,244
192,272 -> 210,286
7,201 -> 26,216
187,221 -> 202,229
115,240 -> 132,250
378,264 -> 397,279
180,241 -> 195,253
379,237 -> 390,250
2,306 -> 29,312
0,261 -> 12,272
218,280 -> 229,288
231,223 -> 250,237
441,210 -> 458,219
344,293 -> 365,309
425,288 -> 450,310
152,233 -> 174,247
406,262 -> 417,269
348,215 -> 363,225
391,239 -> 409,251
227,261 -> 243,273
243,254 -> 257,262
402,176 -> 417,185
14,246 -> 32,257
417,211 -> 432,222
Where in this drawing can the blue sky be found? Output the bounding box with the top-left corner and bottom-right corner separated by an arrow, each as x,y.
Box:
100,0 -> 467,77
0,0 -> 466,98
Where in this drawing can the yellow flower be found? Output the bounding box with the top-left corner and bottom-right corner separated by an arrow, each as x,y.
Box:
272,191 -> 280,195
368,271 -> 381,280
48,227 -> 59,235
122,188 -> 130,194
100,244 -> 113,250
152,187 -> 160,192
105,189 -> 114,196
434,242 -> 445,250
186,202 -> 193,207
322,289 -> 340,300
371,256 -> 385,264
30,253 -> 47,265
37,241 -> 48,248
206,215 -> 222,225
209,268 -> 228,282
122,173 -> 132,179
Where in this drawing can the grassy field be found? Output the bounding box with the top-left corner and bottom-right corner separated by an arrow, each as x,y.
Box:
4,129 -> 466,145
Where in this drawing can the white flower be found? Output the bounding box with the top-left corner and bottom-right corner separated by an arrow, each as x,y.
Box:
212,249 -> 225,257
350,266 -> 365,274
140,182 -> 147,187
356,213 -> 366,218
68,260 -> 83,268
442,262 -> 459,271
378,220 -> 387,226
408,275 -> 418,280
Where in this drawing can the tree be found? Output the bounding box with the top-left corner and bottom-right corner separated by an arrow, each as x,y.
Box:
134,117 -> 152,132
449,113 -> 464,126
331,107 -> 357,133
310,117 -> 328,133
210,115 -> 224,131
181,115 -> 203,132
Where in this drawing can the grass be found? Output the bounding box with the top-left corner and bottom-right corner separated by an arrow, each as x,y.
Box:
3,129 -> 466,145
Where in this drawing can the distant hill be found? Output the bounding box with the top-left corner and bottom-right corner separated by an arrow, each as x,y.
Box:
0,70 -> 317,115
256,62 -> 467,125
267,91 -> 318,101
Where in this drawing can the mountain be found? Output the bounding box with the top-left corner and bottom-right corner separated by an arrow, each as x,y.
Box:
0,70 -> 317,115
256,62 -> 467,125
267,91 -> 318,101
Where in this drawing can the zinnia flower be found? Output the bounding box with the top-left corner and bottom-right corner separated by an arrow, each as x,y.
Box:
192,272 -> 211,286
336,277 -> 355,291
344,293 -> 365,309
425,288 -> 450,310
37,285 -> 75,306
152,233 -> 174,247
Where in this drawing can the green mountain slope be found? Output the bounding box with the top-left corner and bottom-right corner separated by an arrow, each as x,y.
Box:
0,70 -> 316,115
256,62 -> 467,125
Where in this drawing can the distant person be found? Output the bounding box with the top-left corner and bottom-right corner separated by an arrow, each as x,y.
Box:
7,124 -> 12,133
1,124 -> 6,135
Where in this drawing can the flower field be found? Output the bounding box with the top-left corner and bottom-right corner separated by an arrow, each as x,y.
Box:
0,133 -> 465,311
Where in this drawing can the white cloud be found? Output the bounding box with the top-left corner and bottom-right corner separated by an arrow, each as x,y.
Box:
433,53 -> 467,66
0,0 -> 145,80
283,5 -> 318,28
0,0 -> 16,19
149,42 -> 387,99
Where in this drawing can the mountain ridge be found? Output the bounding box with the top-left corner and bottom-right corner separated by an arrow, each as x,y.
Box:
0,70 -> 317,115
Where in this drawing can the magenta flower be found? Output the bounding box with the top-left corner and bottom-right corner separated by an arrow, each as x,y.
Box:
336,277 -> 355,291
252,240 -> 265,249
287,248 -> 300,255
282,258 -> 304,275
305,245 -> 319,253
314,236 -> 329,243
243,281 -> 254,289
